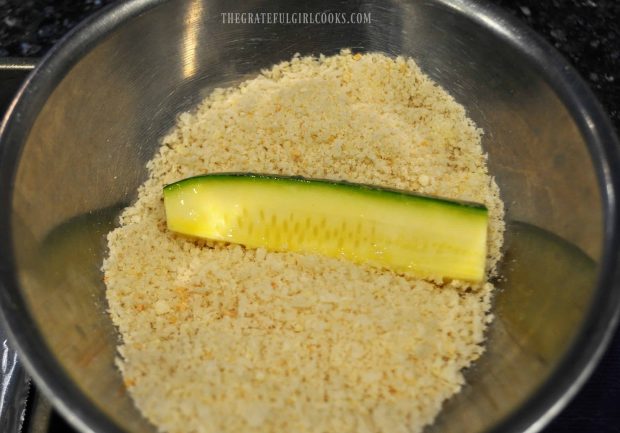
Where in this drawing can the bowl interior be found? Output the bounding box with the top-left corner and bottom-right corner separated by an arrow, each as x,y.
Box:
3,0 -> 605,432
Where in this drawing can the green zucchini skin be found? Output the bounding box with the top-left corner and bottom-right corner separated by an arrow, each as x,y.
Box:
164,173 -> 487,212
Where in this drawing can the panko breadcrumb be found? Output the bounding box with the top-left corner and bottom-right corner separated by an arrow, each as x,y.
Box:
103,50 -> 505,433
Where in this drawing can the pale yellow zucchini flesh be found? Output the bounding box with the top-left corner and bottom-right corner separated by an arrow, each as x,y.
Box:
163,174 -> 488,281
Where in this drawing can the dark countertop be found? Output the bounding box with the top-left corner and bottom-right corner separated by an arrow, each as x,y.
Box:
0,0 -> 116,56
494,0 -> 619,127
1,1 -> 619,433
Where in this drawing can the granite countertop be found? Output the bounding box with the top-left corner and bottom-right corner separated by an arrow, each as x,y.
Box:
494,0 -> 619,127
0,1 -> 619,433
0,0 -> 116,56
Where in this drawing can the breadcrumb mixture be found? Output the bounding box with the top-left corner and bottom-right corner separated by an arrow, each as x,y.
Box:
103,51 -> 505,433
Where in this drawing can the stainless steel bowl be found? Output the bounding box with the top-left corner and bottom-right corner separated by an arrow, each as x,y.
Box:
1,0 -> 619,432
